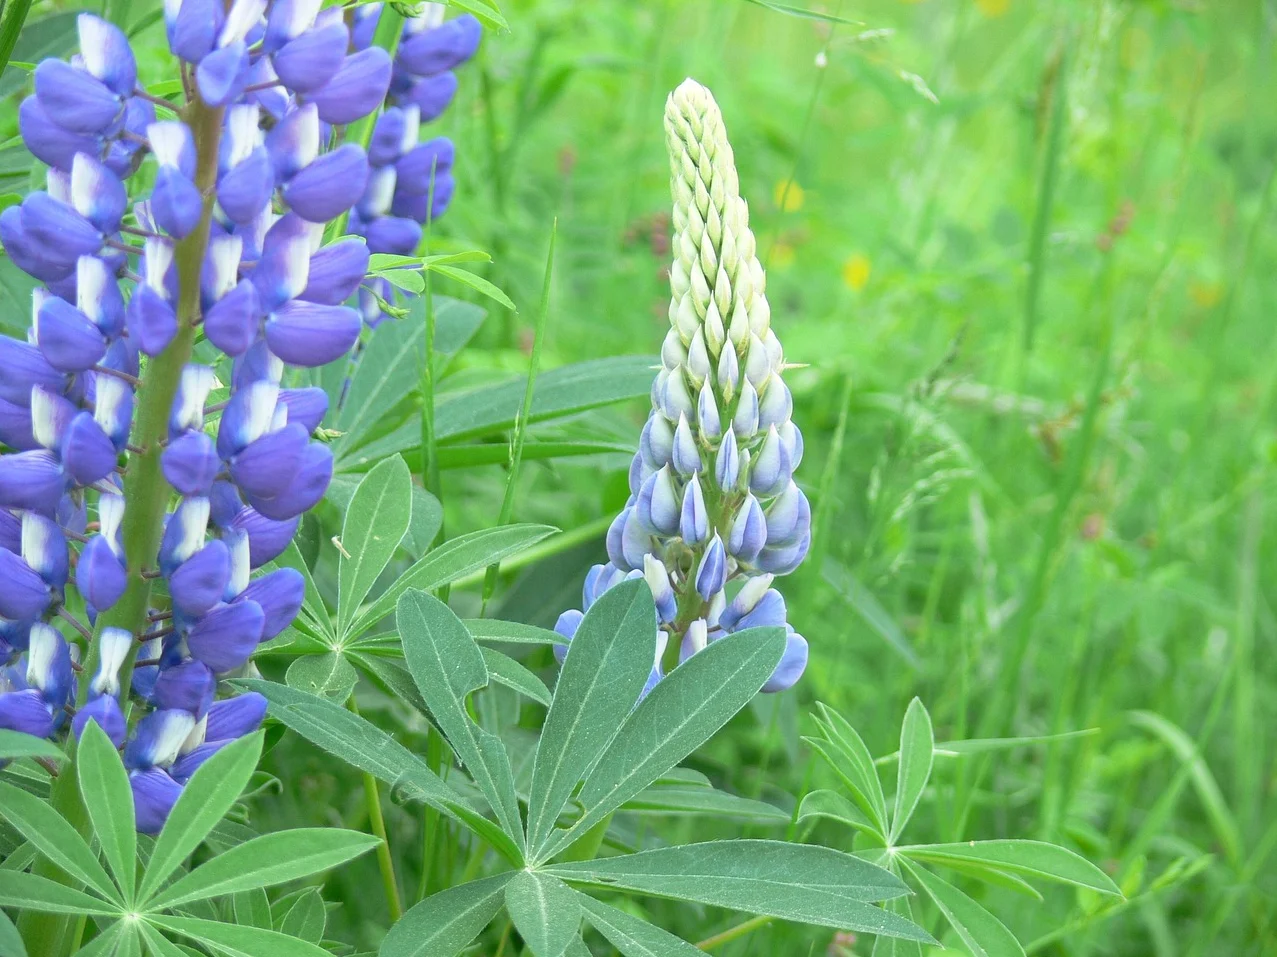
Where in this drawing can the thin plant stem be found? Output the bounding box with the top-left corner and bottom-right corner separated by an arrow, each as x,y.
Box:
451,513 -> 614,592
695,915 -> 773,951
480,220 -> 556,614
347,695 -> 403,922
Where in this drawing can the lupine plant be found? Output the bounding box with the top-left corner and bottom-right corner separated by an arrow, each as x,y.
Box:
0,2 -> 1122,955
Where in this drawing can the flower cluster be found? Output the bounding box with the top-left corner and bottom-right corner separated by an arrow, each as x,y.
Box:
554,79 -> 810,694
353,3 -> 480,327
0,2 -> 396,830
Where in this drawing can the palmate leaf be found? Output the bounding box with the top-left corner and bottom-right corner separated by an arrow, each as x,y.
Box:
904,861 -> 1025,957
576,894 -> 703,956
810,702 -> 889,834
145,829 -> 380,910
891,697 -> 934,842
898,840 -> 1121,895
337,455 -> 412,638
525,580 -> 656,855
346,523 -> 557,637
539,626 -> 786,860
0,779 -> 118,903
77,721 -> 138,903
379,872 -> 513,957
462,619 -> 562,646
797,789 -> 877,836
147,914 -> 332,957
137,732 -> 265,904
546,841 -> 933,942
504,870 -> 579,957
239,679 -> 524,866
397,591 -> 525,850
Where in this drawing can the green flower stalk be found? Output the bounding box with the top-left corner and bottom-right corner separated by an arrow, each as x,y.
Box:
554,78 -> 809,694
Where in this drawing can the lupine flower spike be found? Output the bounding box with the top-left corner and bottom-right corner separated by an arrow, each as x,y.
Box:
554,79 -> 810,695
0,2 -> 413,830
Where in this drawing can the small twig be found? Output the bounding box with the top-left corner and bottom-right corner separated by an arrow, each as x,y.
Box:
104,237 -> 141,256
126,443 -> 147,455
147,609 -> 173,622
204,399 -> 229,414
133,87 -> 180,110
242,79 -> 283,93
60,527 -> 89,544
120,224 -> 164,240
56,606 -> 94,642
92,365 -> 142,387
141,568 -> 163,579
120,129 -> 149,147
331,536 -> 352,559
34,757 -> 60,778
134,657 -> 160,667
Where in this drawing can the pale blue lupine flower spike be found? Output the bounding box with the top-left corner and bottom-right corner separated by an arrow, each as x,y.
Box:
0,0 -> 392,831
554,79 -> 810,694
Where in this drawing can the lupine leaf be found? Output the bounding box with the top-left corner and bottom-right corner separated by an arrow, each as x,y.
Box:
337,455 -> 412,637
405,483 -> 445,557
541,627 -> 785,860
622,784 -> 790,822
481,647 -> 552,705
137,922 -> 196,957
0,870 -> 120,916
348,524 -> 558,637
0,780 -> 119,903
138,733 -> 264,905
238,679 -> 524,866
898,840 -> 1121,895
72,921 -> 126,957
232,889 -> 273,929
146,914 -> 332,957
504,870 -> 579,957
0,909 -> 25,957
347,650 -> 428,713
797,789 -> 877,836
547,841 -> 932,941
285,652 -> 358,702
429,263 -> 516,310
0,10 -> 78,98
577,892 -> 704,955
871,892 -> 923,957
76,721 -> 138,903
526,580 -> 657,855
0,729 -> 65,761
891,697 -> 934,841
462,619 -> 563,646
275,541 -> 333,638
905,862 -> 1025,957
397,591 -> 525,849
278,888 -> 326,943
813,702 -> 889,832
379,872 -> 513,957
147,829 -> 379,910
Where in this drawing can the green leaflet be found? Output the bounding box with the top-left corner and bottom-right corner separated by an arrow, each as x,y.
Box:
0,870 -> 120,916
891,697 -> 934,842
576,893 -> 704,956
76,722 -> 139,903
379,872 -> 513,957
0,780 -> 118,904
397,591 -> 526,850
336,455 -> 412,637
905,862 -> 1025,957
285,651 -> 359,702
526,580 -> 657,856
504,870 -> 580,957
0,729 -> 65,761
547,841 -> 932,942
146,914 -> 333,957
898,840 -> 1121,895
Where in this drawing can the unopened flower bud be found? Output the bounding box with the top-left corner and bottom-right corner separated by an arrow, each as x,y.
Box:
697,381 -> 721,441
679,618 -> 708,663
672,412 -> 701,476
680,473 -> 708,545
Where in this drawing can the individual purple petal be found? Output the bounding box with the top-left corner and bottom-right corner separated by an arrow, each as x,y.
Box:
749,425 -> 791,497
679,473 -> 708,545
229,422 -> 309,498
196,41 -> 250,107
130,768 -> 183,833
274,20 -> 349,93
390,173 -> 455,224
204,279 -> 262,357
76,254 -> 126,337
351,3 -> 380,50
300,239 -> 369,305
728,493 -> 766,564
248,442 -> 331,520
0,689 -> 55,738
0,396 -> 37,450
237,567 -> 303,639
77,534 -> 127,612
151,166 -> 203,239
0,335 -> 66,405
149,120 -> 197,179
761,629 -> 808,693
169,540 -> 232,617
265,300 -> 361,367
363,216 -> 422,256
168,0 -> 225,63
26,623 -> 74,708
35,296 -> 107,372
159,495 -> 212,573
367,107 -> 407,167
310,47 -> 392,125
78,14 -> 138,96
231,507 -> 299,566
643,554 -> 677,623
92,373 -> 133,452
216,379 -> 280,460
756,528 -> 810,577
764,482 -> 809,548
551,609 -> 582,664
170,740 -> 228,783
263,0 -> 322,50
218,147 -> 275,224
186,599 -> 265,672
279,387 -> 327,433
396,15 -> 481,76
0,508 -> 21,552
18,97 -> 99,172
695,535 -> 727,602
0,451 -> 66,514
283,143 -> 369,223
21,511 -> 67,590
152,659 -> 216,717
404,71 -> 458,122
33,60 -> 121,133
61,411 -> 117,485
20,192 -> 101,263
204,691 -> 267,741
163,431 -> 221,495
125,285 -> 179,356
395,137 -> 455,194
72,694 -> 127,747
251,212 -> 313,310
71,151 -> 127,236
265,103 -> 319,182
0,550 -> 51,620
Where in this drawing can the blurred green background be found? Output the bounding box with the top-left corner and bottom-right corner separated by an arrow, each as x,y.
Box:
4,0 -> 1275,952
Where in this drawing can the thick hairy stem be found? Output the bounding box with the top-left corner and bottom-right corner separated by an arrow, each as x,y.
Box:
22,95 -> 225,957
